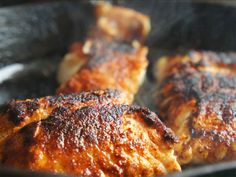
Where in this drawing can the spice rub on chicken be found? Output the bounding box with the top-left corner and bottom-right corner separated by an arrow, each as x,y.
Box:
0,90 -> 130,158
57,3 -> 150,103
155,51 -> 236,165
1,90 -> 181,176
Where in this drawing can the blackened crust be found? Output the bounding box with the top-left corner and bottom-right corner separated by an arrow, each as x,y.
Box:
3,89 -> 122,126
2,89 -> 181,176
48,89 -> 121,105
18,104 -> 177,152
7,99 -> 39,125
85,38 -> 135,69
128,105 -> 178,143
158,51 -> 236,146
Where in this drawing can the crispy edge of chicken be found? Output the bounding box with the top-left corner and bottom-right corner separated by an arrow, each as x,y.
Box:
0,89 -> 130,160
1,90 -> 181,176
155,51 -> 236,165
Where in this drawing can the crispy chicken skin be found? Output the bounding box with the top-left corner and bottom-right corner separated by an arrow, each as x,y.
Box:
155,51 -> 236,165
0,90 -> 130,159
57,4 -> 150,102
1,90 -> 181,176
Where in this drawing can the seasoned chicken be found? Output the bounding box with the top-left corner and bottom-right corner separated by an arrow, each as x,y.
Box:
0,90 -> 130,159
155,51 -> 236,165
95,3 -> 150,42
57,39 -> 148,102
1,89 -> 181,176
57,3 -> 150,103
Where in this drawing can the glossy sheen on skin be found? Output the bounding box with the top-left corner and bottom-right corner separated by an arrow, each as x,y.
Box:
1,90 -> 181,176
156,51 -> 236,165
57,4 -> 149,103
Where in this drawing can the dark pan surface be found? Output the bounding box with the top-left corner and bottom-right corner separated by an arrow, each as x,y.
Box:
0,1 -> 236,177
167,161 -> 236,177
0,1 -> 93,104
0,1 -> 93,68
0,166 -> 72,177
1,161 -> 236,177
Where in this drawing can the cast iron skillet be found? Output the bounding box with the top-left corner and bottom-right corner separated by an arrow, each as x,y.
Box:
0,1 -> 236,176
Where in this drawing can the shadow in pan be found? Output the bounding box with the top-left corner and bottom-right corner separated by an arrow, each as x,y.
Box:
168,161 -> 236,177
0,166 -> 73,177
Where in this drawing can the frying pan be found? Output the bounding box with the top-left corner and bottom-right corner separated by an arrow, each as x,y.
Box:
0,1 -> 236,176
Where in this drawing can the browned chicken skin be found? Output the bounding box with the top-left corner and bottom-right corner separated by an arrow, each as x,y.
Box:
57,39 -> 148,102
57,3 -> 150,103
1,89 -> 181,176
156,51 -> 236,165
0,90 -> 130,158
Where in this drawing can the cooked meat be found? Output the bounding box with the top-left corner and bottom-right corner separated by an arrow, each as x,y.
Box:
155,51 -> 236,165
57,39 -> 148,102
0,90 -> 130,160
57,3 -> 150,103
1,89 -> 181,176
95,3 -> 150,42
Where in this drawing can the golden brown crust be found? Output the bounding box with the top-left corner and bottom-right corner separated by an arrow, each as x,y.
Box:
57,4 -> 150,103
1,91 -> 180,176
57,38 -> 148,102
0,90 -> 130,158
156,51 -> 236,165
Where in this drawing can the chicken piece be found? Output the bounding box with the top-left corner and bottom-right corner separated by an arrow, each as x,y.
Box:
155,51 -> 236,165
95,3 -> 150,42
0,90 -> 130,160
1,90 -> 181,176
57,4 -> 150,103
57,39 -> 148,102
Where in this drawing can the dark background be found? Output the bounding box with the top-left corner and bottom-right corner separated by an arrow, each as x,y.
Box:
0,0 -> 65,6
